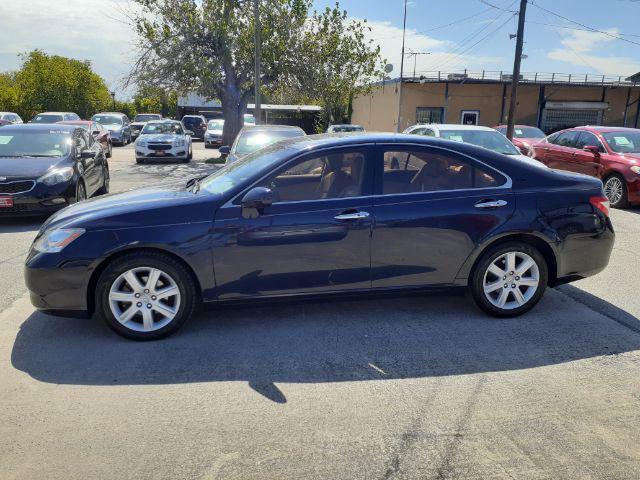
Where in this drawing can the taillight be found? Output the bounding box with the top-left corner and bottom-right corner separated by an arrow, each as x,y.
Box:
590,195 -> 610,217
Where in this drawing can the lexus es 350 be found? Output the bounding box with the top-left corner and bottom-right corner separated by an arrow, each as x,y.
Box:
25,134 -> 614,340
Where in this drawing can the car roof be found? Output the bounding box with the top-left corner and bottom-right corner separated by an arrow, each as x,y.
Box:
411,124 -> 497,132
182,114 -> 205,118
36,112 -> 76,115
574,126 -> 640,134
240,124 -> 304,132
57,120 -> 92,126
0,123 -> 78,133
93,112 -> 126,116
493,124 -> 540,129
146,119 -> 180,124
330,124 -> 363,127
136,113 -> 161,116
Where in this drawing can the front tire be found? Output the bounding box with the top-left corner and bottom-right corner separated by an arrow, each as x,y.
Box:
106,141 -> 112,158
471,242 -> 548,318
75,181 -> 87,203
603,174 -> 629,209
96,252 -> 197,340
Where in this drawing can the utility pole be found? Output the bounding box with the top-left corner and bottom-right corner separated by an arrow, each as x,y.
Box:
506,0 -> 527,140
253,0 -> 262,125
407,51 -> 431,80
396,0 -> 408,133
110,91 -> 116,111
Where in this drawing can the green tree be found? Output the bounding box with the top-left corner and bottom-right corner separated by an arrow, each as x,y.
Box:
127,0 -> 382,144
134,86 -> 178,118
14,50 -> 112,119
0,72 -> 21,114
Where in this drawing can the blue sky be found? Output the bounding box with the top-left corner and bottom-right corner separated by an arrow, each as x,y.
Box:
0,0 -> 638,98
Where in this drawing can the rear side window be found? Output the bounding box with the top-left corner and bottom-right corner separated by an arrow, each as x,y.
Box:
381,148 -> 505,194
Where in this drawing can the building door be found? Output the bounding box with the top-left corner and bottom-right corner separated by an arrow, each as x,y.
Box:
460,110 -> 479,125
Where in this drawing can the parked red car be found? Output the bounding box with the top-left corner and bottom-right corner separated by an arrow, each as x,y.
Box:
530,126 -> 640,208
57,120 -> 112,158
494,125 -> 546,155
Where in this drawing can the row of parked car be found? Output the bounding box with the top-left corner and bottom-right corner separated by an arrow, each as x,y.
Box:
402,122 -> 640,209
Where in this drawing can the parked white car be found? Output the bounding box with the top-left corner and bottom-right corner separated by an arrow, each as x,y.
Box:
130,113 -> 162,140
204,118 -> 224,148
403,124 -> 547,168
0,112 -> 23,124
327,124 -> 364,133
135,120 -> 193,164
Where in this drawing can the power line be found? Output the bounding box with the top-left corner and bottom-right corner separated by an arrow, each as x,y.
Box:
529,1 -> 640,47
526,20 -> 640,38
419,7 -> 494,33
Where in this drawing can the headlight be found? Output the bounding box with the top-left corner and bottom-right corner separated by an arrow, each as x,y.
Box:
137,138 -> 148,147
175,139 -> 186,147
38,167 -> 74,186
631,166 -> 640,174
33,228 -> 85,253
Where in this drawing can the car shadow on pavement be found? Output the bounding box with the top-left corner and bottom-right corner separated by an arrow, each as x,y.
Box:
11,288 -> 640,403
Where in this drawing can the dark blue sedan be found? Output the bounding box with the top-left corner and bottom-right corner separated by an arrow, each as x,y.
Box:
25,133 -> 614,340
0,124 -> 109,215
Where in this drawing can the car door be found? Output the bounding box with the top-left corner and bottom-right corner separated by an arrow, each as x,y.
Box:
571,131 -> 604,177
76,130 -> 100,194
544,130 -> 580,171
371,144 -> 515,288
212,146 -> 374,299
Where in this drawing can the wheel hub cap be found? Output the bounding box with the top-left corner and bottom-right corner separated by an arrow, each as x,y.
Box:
483,251 -> 540,310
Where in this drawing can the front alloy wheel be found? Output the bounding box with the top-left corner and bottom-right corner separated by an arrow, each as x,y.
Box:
97,252 -> 197,340
471,242 -> 548,317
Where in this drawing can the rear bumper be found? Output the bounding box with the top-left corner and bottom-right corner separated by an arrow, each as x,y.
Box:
626,175 -> 640,204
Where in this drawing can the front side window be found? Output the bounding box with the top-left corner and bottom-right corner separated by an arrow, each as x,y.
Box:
554,131 -> 580,148
258,150 -> 367,202
382,148 -> 505,195
574,132 -> 604,152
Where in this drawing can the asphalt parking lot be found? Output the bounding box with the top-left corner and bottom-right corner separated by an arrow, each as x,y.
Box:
1,141 -> 640,479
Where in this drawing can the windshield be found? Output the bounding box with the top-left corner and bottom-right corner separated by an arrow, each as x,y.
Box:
199,142 -> 290,195
0,131 -> 71,157
331,125 -> 364,132
31,114 -> 64,124
602,132 -> 640,153
92,115 -> 122,126
440,130 -> 520,155
234,129 -> 304,156
496,126 -> 545,139
134,114 -> 161,122
141,123 -> 183,135
208,119 -> 224,130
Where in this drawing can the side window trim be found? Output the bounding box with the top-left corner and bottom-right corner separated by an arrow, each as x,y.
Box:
373,143 -> 512,197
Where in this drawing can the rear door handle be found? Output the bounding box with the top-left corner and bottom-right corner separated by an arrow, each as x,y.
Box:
475,199 -> 508,209
334,211 -> 370,221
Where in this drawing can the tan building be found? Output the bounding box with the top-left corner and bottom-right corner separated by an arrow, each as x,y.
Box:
352,71 -> 640,133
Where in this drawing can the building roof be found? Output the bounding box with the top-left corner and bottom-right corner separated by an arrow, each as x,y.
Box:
626,72 -> 640,82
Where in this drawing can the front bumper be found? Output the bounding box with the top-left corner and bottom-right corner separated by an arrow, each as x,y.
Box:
136,143 -> 188,160
0,180 -> 75,217
204,133 -> 222,146
25,250 -> 93,316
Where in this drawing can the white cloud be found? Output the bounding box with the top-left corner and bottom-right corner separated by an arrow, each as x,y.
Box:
547,28 -> 640,76
362,19 -> 503,77
0,0 -> 136,95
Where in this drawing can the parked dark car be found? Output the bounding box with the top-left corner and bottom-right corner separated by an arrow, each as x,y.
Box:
58,120 -> 112,158
220,124 -> 306,164
181,115 -> 208,140
25,133 -> 613,340
30,112 -> 80,123
90,112 -> 131,146
0,124 -> 109,216
530,126 -> 640,208
494,125 -> 545,155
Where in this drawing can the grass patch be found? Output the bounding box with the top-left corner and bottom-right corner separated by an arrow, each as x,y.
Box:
204,157 -> 226,165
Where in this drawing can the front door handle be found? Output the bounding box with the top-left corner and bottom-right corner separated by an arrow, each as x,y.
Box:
334,210 -> 370,221
475,199 -> 508,209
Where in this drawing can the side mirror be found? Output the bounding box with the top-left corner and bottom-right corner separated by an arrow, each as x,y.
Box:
583,145 -> 600,155
219,145 -> 230,156
80,150 -> 96,159
185,130 -> 194,136
241,187 -> 273,218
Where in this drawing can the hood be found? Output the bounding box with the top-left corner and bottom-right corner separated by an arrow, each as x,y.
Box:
0,156 -> 67,179
137,133 -> 182,143
105,125 -> 122,131
41,182 -> 223,231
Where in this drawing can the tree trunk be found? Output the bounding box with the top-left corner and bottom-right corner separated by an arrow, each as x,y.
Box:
220,79 -> 246,147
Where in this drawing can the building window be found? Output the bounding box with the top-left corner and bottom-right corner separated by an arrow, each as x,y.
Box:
460,110 -> 480,125
416,107 -> 443,124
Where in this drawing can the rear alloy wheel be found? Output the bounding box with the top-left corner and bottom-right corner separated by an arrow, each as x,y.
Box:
603,174 -> 629,209
97,252 -> 197,340
97,168 -> 110,195
471,242 -> 548,317
106,141 -> 112,158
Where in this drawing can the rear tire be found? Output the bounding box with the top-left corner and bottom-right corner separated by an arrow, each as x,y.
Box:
96,252 -> 197,340
106,141 -> 112,158
96,168 -> 110,195
470,242 -> 548,318
603,174 -> 629,209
